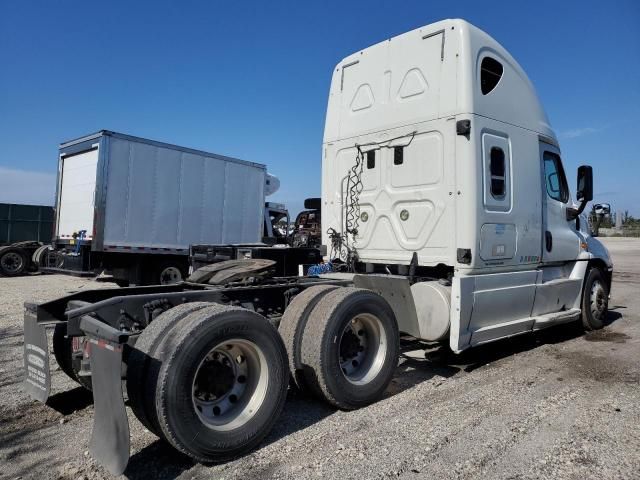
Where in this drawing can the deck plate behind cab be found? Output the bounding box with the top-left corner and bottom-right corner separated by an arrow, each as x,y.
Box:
188,258 -> 277,285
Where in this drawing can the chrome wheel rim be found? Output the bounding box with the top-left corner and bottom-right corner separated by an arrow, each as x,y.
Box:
159,266 -> 182,285
590,279 -> 607,321
1,252 -> 23,273
192,339 -> 268,431
338,313 -> 387,385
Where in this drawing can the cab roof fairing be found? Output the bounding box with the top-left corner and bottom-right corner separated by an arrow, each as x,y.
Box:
323,18 -> 558,144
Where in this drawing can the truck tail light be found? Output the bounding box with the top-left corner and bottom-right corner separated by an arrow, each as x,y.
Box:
72,336 -> 82,353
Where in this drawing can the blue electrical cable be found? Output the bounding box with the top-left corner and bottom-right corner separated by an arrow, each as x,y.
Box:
307,262 -> 333,277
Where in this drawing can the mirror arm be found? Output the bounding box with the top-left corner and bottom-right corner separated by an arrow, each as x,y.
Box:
566,199 -> 588,221
575,199 -> 588,216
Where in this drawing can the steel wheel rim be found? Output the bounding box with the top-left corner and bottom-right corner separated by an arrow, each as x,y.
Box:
338,313 -> 387,385
159,266 -> 182,285
192,339 -> 269,431
590,279 -> 607,320
1,252 -> 23,273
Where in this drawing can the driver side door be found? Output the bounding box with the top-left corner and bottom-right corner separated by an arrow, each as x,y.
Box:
539,142 -> 580,263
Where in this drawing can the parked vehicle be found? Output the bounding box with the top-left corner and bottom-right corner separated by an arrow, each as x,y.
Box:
291,197 -> 321,248
23,19 -> 612,475
189,197 -> 323,277
0,240 -> 46,277
0,203 -> 54,276
590,203 -> 611,237
44,130 -> 283,285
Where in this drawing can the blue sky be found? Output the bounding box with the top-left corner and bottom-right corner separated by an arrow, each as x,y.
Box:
1,1 -> 638,216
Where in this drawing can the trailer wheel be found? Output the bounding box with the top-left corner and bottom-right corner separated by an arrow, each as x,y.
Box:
300,287 -> 399,410
155,305 -> 288,463
52,324 -> 92,391
278,285 -> 338,391
149,261 -> 186,285
581,267 -> 609,330
127,302 -> 212,435
0,248 -> 27,276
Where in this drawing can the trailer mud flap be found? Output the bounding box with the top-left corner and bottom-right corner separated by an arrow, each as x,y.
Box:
23,313 -> 51,402
81,317 -> 130,475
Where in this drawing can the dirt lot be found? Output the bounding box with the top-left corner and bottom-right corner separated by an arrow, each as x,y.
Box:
1,238 -> 639,480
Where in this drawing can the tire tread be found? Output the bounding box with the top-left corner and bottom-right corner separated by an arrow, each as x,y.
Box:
581,267 -> 608,331
155,304 -> 289,463
127,302 -> 212,435
278,285 -> 338,390
300,287 -> 399,410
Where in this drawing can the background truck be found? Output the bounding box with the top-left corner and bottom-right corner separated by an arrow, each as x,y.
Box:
590,203 -> 612,236
189,197 -> 324,276
0,203 -> 54,276
45,130 -> 283,285
291,197 -> 322,248
23,19 -> 612,475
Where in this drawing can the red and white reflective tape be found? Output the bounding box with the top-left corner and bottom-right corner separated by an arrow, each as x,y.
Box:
88,338 -> 123,352
103,245 -> 186,252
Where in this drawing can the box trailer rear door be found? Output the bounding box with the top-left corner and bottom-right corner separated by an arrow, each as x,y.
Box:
56,148 -> 99,240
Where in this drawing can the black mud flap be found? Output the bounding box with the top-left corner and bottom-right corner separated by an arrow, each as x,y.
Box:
81,317 -> 131,475
23,311 -> 51,402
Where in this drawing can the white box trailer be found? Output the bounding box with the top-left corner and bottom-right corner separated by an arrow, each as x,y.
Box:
23,20 -> 614,475
51,131 -> 274,284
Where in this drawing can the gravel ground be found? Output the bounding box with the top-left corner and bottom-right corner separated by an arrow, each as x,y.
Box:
1,237 -> 639,480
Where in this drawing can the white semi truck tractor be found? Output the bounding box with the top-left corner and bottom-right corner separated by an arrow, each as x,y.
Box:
23,19 -> 612,474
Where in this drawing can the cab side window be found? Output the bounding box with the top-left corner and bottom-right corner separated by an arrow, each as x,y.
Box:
543,152 -> 569,203
482,133 -> 511,212
480,57 -> 503,95
490,147 -> 506,199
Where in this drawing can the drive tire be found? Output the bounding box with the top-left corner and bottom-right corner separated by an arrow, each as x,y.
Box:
53,323 -> 77,382
0,248 -> 28,276
52,323 -> 92,391
581,267 -> 609,330
300,287 -> 399,410
127,302 -> 212,436
278,285 -> 338,391
155,305 -> 288,463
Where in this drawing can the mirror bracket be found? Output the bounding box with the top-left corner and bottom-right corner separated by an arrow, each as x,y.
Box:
566,206 -> 580,221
